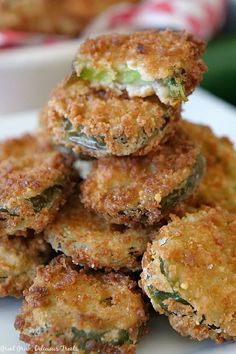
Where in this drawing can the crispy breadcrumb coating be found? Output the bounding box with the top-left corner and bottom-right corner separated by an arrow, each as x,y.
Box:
44,194 -> 150,272
41,75 -> 180,157
15,256 -> 148,354
140,207 -> 236,342
0,234 -> 51,298
74,30 -> 207,104
81,126 -> 205,225
0,134 -> 75,236
179,120 -> 236,214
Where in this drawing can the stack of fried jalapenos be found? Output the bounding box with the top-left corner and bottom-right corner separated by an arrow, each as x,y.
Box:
0,30 -> 233,353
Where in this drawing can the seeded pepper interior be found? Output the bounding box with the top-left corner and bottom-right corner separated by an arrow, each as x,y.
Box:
0,29 -> 235,353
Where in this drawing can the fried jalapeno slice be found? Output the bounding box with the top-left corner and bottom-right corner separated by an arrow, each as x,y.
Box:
140,208 -> 236,342
45,194 -> 150,272
81,127 -> 205,226
179,120 -> 236,213
0,134 -> 74,236
15,256 -> 148,353
0,234 -> 51,298
42,77 -> 180,158
74,30 -> 207,105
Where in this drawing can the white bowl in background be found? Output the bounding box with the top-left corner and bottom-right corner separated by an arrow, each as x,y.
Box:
0,39 -> 80,115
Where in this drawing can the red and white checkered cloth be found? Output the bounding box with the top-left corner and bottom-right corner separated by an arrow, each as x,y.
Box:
85,0 -> 227,38
0,0 -> 227,49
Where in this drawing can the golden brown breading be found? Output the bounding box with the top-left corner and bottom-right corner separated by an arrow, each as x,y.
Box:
74,30 -> 207,104
0,134 -> 75,236
178,120 -> 236,214
0,234 -> 51,298
15,256 -> 148,354
0,134 -> 51,160
0,0 -> 138,35
81,126 -> 205,226
42,75 -> 180,158
140,207 -> 236,342
44,194 -> 151,272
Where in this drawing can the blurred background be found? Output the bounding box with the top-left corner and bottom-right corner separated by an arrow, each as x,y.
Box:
0,0 -> 235,115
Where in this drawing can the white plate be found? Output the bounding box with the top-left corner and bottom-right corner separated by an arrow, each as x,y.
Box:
0,89 -> 235,354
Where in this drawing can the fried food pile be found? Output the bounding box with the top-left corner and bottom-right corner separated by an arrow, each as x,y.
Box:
0,0 -> 139,35
1,30 -> 235,353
